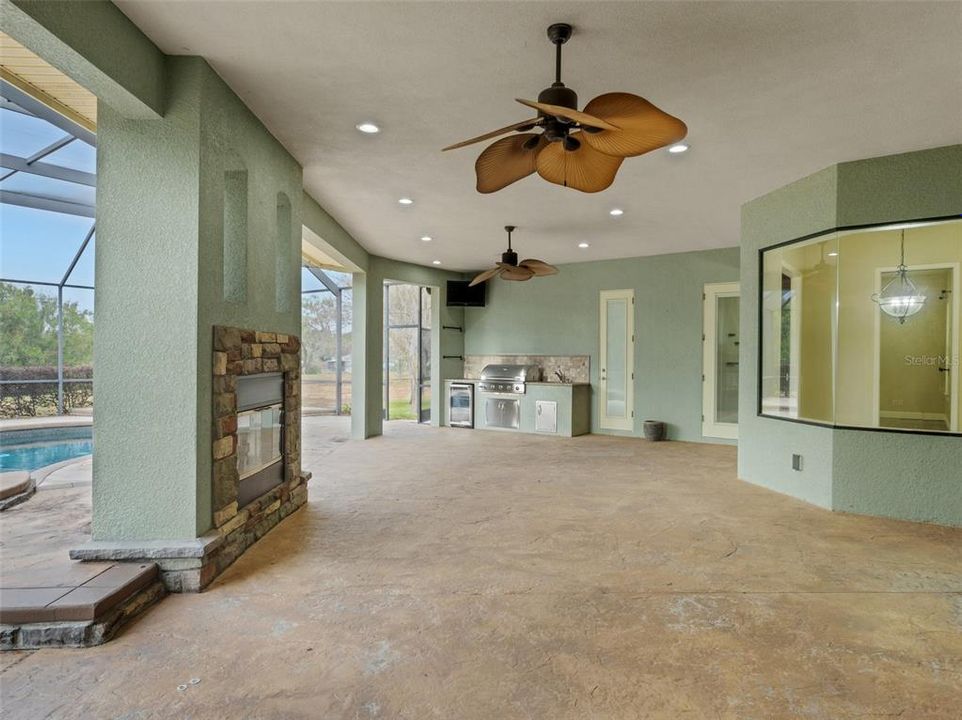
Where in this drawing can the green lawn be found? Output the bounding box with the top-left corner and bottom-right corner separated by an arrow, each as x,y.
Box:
387,399 -> 417,420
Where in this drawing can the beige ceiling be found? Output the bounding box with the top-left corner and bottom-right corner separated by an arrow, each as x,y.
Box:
0,31 -> 97,131
115,1 -> 962,271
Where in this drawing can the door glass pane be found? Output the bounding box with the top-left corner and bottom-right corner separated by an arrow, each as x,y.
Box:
420,384 -> 432,423
715,295 -> 740,423
420,287 -> 432,329
760,234 -> 838,422
606,299 -> 627,418
387,326 -> 417,420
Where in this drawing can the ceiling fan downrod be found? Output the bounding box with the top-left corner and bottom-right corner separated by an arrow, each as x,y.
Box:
539,23 -> 578,113
502,225 -> 519,266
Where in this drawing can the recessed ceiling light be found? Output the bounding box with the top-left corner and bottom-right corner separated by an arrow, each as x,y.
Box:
827,252 -> 839,257
668,143 -> 689,154
609,208 -> 624,216
398,197 -> 414,206
420,236 -> 432,242
356,122 -> 380,134
432,260 -> 441,265
578,242 -> 590,248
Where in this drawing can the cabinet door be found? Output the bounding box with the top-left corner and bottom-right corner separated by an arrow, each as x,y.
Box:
535,400 -> 558,433
485,397 -> 520,429
599,289 -> 634,431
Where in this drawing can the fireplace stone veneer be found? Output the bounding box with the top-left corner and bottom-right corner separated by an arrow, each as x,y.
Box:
200,326 -> 309,585
70,326 -> 311,592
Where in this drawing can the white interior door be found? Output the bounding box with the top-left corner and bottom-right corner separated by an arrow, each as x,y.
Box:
702,282 -> 741,439
599,289 -> 634,431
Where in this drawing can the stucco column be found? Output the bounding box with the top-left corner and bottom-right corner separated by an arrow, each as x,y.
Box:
350,270 -> 385,439
91,57 -> 303,543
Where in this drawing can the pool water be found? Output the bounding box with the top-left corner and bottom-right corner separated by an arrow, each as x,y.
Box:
0,438 -> 93,472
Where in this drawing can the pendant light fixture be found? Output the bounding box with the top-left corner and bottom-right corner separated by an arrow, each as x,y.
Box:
872,230 -> 926,324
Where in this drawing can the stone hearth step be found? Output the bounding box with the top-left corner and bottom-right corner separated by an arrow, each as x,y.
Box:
0,562 -> 166,649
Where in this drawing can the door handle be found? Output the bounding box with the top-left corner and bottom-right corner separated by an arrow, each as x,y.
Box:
938,367 -> 950,373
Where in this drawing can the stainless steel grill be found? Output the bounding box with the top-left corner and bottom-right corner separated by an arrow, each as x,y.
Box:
477,364 -> 542,394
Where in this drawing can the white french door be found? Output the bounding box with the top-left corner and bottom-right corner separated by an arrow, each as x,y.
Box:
702,282 -> 741,439
599,289 -> 634,431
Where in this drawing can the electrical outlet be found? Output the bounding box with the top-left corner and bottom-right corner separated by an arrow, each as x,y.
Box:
792,454 -> 803,472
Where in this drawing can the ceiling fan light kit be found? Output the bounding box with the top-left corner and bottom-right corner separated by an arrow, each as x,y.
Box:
469,226 -> 559,287
443,23 -> 688,193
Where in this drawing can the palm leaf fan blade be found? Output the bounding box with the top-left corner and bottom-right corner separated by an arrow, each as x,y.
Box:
519,259 -> 558,276
536,133 -> 623,193
580,93 -> 687,158
498,264 -> 536,281
442,117 -> 541,151
475,134 -> 547,194
514,98 -> 618,131
469,266 -> 503,287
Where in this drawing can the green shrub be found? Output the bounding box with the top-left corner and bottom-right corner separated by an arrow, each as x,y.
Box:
0,365 -> 93,417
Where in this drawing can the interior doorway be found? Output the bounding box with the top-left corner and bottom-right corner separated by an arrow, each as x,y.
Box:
702,282 -> 740,439
875,264 -> 959,432
383,282 -> 433,423
598,289 -> 634,431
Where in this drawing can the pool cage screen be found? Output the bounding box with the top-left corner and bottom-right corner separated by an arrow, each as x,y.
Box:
0,78 -> 96,417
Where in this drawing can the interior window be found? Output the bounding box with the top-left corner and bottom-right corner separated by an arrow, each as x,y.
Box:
760,218 -> 961,433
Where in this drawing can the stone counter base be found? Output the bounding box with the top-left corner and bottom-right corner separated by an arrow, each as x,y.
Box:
1,580 -> 166,650
71,472 -> 311,592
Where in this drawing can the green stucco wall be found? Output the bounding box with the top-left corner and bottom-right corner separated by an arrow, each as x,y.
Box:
94,57 -> 302,541
831,145 -> 962,526
739,166 -> 839,508
194,58 -> 303,535
301,193 -> 370,273
94,60 -> 203,541
3,0 -> 165,118
354,256 -> 464,439
463,248 -> 741,442
740,145 -> 962,526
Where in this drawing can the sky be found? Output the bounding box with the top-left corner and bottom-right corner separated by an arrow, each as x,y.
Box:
1,104 -> 351,318
1,106 -> 96,313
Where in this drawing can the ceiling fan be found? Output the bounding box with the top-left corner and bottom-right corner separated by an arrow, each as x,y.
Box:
442,23 -> 688,194
469,226 -> 559,286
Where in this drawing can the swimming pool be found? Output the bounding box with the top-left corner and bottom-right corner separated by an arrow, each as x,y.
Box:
0,427 -> 93,472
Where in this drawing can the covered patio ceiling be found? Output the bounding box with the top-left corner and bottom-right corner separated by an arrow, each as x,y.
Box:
114,0 -> 962,270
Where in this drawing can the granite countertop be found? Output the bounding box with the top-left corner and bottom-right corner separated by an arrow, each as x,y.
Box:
446,378 -> 590,387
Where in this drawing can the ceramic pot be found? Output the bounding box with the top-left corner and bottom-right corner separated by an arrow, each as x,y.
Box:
643,420 -> 667,442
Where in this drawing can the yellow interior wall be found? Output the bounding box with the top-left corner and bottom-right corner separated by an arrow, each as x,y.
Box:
760,237 -> 837,421
798,240 -> 837,422
878,268 -> 952,417
835,221 -> 962,427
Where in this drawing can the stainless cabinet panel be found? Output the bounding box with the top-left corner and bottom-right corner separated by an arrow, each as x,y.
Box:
485,397 -> 520,429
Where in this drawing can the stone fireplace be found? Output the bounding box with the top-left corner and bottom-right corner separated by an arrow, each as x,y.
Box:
71,325 -> 311,592
201,325 -> 309,585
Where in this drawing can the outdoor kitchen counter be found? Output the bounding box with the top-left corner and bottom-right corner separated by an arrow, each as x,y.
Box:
443,379 -> 591,436
446,379 -> 590,385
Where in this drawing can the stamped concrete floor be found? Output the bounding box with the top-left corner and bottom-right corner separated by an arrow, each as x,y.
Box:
2,419 -> 960,719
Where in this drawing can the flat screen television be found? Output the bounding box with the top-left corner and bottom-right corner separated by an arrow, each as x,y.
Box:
446,280 -> 486,307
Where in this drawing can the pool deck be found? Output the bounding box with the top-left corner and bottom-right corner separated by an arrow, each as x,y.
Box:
0,416 -> 93,434
35,456 -> 92,490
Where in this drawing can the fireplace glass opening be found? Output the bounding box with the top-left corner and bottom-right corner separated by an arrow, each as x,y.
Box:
235,372 -> 285,507
237,404 -> 282,479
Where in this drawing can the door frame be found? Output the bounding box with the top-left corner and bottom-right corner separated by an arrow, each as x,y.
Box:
599,289 -> 634,431
702,282 -> 741,439
872,262 -> 960,432
383,281 -> 434,423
